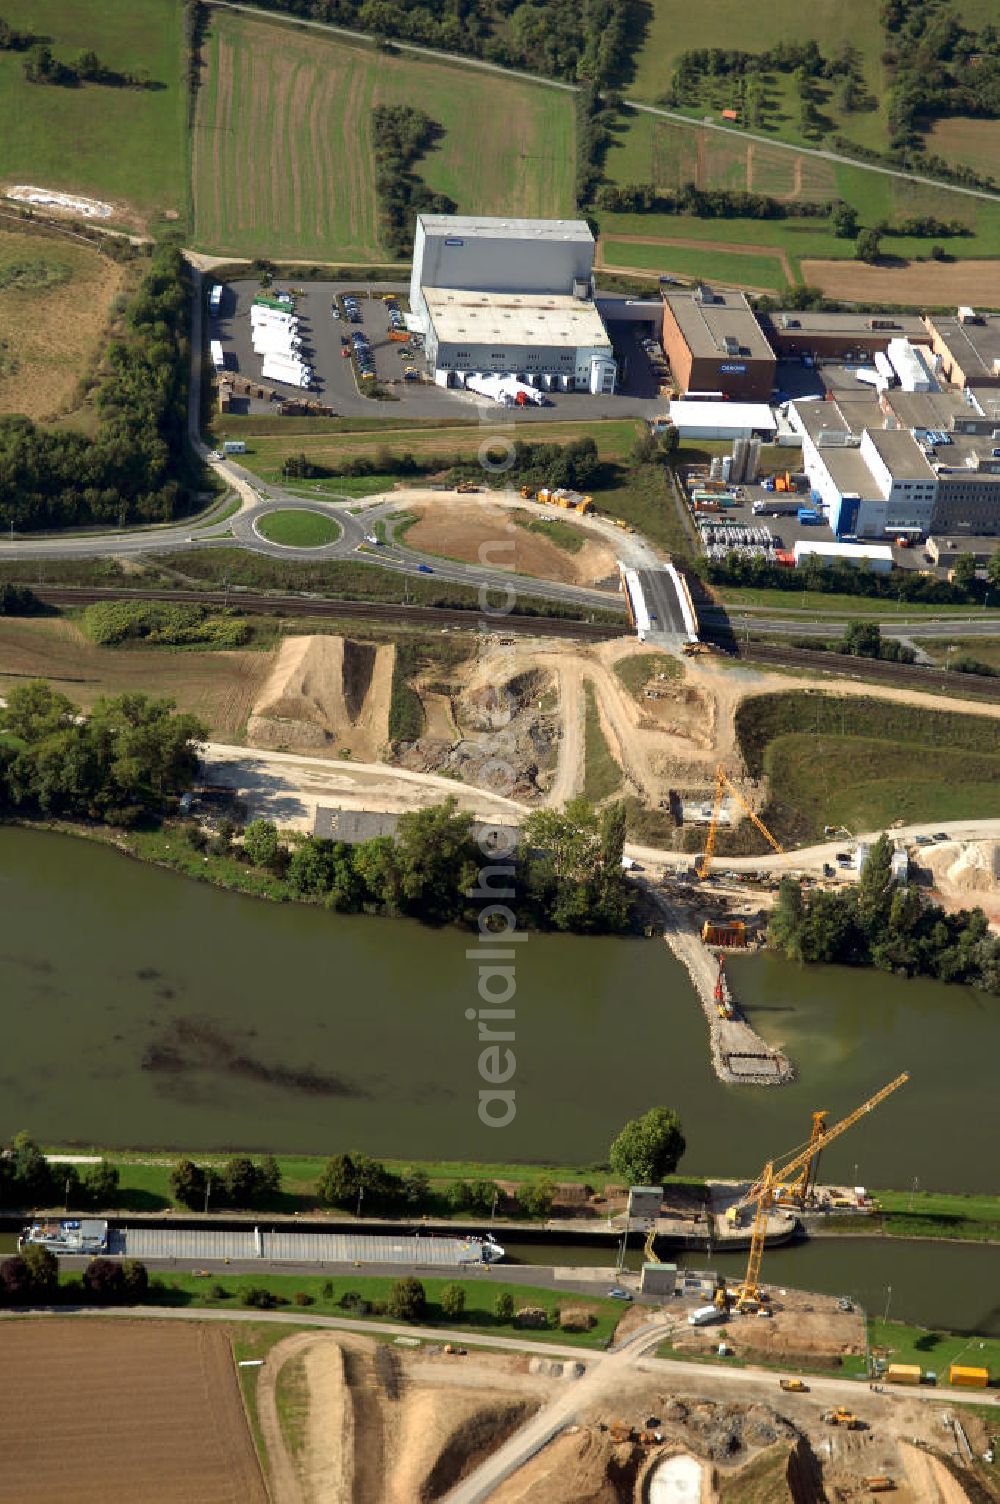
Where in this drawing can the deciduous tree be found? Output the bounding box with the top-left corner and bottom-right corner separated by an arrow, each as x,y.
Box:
609,1107 -> 685,1185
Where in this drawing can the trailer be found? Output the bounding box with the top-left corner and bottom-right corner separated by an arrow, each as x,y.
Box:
210,340 -> 224,371
261,356 -> 311,389
208,283 -> 223,314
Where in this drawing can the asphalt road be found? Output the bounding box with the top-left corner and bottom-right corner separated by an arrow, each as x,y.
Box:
637,567 -> 690,637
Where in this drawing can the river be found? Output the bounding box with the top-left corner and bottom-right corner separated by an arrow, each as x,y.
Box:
1,828 -> 998,1196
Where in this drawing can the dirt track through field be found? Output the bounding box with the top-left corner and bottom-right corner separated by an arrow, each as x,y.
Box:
0,1319 -> 266,1503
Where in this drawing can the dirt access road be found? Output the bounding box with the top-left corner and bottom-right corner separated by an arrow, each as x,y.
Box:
201,740 -> 527,832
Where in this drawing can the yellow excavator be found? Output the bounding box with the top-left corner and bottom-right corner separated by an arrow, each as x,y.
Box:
727,1073 -> 909,1311
696,764 -> 784,880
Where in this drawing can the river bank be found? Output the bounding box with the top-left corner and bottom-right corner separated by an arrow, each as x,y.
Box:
32,1146 -> 1000,1245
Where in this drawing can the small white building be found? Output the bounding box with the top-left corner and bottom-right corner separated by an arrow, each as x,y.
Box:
665,400 -> 776,441
887,338 -> 936,393
793,540 -> 894,573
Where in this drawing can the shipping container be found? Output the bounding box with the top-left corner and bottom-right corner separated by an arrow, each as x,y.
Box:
688,1305 -> 722,1327
222,440 -> 246,455
948,1365 -> 989,1388
797,508 -> 821,524
886,1364 -> 921,1386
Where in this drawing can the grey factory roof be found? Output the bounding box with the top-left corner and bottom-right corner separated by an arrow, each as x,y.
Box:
424,288 -> 610,349
417,214 -> 593,243
925,312 -> 1000,377
863,426 -> 937,480
664,289 -> 775,362
817,445 -> 881,498
881,389 -> 972,430
768,310 -> 925,337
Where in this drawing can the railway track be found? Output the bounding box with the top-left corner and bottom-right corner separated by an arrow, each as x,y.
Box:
30,586 -> 629,641
723,638 -> 1000,702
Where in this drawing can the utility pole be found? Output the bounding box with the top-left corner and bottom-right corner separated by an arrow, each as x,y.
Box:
204,1175 -> 212,1215
356,1184 -> 365,1219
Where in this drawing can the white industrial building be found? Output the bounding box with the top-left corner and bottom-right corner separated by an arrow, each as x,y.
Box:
665,399 -> 776,442
409,215 -> 617,395
793,399 -> 938,539
793,540 -> 894,573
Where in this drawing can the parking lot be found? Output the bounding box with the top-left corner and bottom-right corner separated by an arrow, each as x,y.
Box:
206,280 -> 670,422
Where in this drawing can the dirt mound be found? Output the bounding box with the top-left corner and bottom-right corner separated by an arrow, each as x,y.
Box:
924,839 -> 1000,896
400,499 -> 617,587
419,1399 -> 537,1500
248,634 -> 393,760
490,1427 -> 643,1504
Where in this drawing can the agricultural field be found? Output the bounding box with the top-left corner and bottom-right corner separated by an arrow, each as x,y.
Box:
925,116 -> 1000,185
598,110 -> 1000,289
0,1319 -> 266,1503
0,0 -> 187,229
0,616 -> 275,741
193,9 -> 575,259
0,224 -> 129,420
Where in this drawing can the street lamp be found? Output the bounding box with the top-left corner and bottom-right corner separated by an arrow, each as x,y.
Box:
204,1175 -> 212,1215
356,1184 -> 365,1219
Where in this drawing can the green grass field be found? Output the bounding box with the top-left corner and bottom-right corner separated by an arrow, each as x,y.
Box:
877,1190 -> 1000,1244
716,586 -> 1000,618
602,238 -> 789,290
845,1318 -> 1000,1381
582,680 -> 622,803
254,509 -> 341,547
231,419 -> 641,486
111,1270 -> 625,1349
512,514 -> 586,554
0,0 -> 187,225
193,8 -> 575,259
765,733 -> 1000,840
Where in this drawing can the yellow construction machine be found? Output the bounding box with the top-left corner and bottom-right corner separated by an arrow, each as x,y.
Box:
727,1074 -> 909,1311
696,764 -> 784,880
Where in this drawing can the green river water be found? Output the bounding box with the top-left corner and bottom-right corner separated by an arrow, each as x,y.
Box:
2,828 -> 998,1195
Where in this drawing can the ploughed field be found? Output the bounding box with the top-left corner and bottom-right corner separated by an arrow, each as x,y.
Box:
0,1320 -> 266,1503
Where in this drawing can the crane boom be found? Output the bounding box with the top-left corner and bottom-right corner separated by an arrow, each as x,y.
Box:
740,1072 -> 910,1208
733,1073 -> 909,1308
696,765 -> 784,881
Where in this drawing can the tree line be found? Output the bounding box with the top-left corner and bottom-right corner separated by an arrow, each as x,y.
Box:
227,794 -> 634,933
696,549 -> 1000,608
370,105 -> 455,256
281,433 -> 602,492
596,181 -> 831,221
0,680 -> 204,826
0,245 -> 194,532
0,1245 -> 150,1308
236,0 -> 639,88
0,1132 -> 120,1210
21,43 -> 157,88
770,833 -> 1000,992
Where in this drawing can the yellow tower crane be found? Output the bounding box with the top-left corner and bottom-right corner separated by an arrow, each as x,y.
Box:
695,764 -> 784,881
729,1073 -> 909,1311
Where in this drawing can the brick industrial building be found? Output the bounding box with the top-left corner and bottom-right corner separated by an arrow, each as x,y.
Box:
660,286 -> 776,400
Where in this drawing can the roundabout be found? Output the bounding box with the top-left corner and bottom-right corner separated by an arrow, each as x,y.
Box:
252,507 -> 342,549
